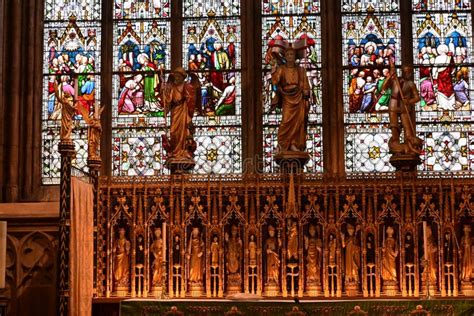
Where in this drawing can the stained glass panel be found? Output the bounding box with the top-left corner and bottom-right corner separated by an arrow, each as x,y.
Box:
343,4 -> 401,173
342,0 -> 399,13
182,2 -> 242,174
413,0 -> 470,11
111,1 -> 171,176
42,5 -> 101,184
45,0 -> 101,20
114,0 -> 170,19
183,0 -> 240,17
262,3 -> 322,173
412,3 -> 474,173
262,0 -> 320,14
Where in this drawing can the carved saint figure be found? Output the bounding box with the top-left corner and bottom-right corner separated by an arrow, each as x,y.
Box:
77,105 -> 104,160
383,63 -> 423,155
422,225 -> 438,284
382,226 -> 398,282
305,224 -> 322,282
287,219 -> 298,260
162,67 -> 200,161
211,235 -> 220,268
249,234 -> 257,268
172,234 -> 181,267
187,227 -> 204,283
342,224 -> 360,283
151,227 -> 163,285
404,233 -> 415,264
460,225 -> 473,282
113,227 -> 131,288
271,47 -> 310,153
328,233 -> 337,266
54,83 -> 77,142
265,225 -> 281,284
226,225 -> 242,275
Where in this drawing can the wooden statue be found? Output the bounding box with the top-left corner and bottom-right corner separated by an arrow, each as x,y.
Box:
248,234 -> 257,268
287,219 -> 298,261
460,225 -> 473,282
265,225 -> 281,285
113,227 -> 131,292
271,47 -> 310,155
187,227 -> 204,285
54,83 -> 76,143
151,227 -> 164,286
162,67 -> 201,169
342,224 -> 360,283
77,104 -> 104,161
383,63 -> 423,161
381,226 -> 398,282
211,235 -> 220,269
305,224 -> 322,283
226,225 -> 243,292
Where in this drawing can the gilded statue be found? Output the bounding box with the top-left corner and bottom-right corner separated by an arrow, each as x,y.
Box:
287,219 -> 298,261
162,67 -> 201,163
383,62 -> 423,156
211,235 -> 220,268
226,225 -> 242,275
77,105 -> 104,161
305,224 -> 322,282
460,225 -> 473,282
271,47 -> 310,154
151,227 -> 163,286
422,225 -> 438,284
249,234 -> 257,268
328,233 -> 337,266
381,226 -> 399,282
113,227 -> 131,288
187,227 -> 204,284
54,82 -> 77,143
265,225 -> 281,285
342,224 -> 360,283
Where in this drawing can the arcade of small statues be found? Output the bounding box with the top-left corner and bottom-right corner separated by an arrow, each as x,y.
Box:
53,46 -> 474,304
96,175 -> 474,300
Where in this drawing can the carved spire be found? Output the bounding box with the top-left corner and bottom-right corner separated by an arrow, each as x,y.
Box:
211,194 -> 218,225
328,193 -> 335,223
367,194 -> 374,223
404,192 -> 412,222
174,195 -> 181,224
249,194 -> 256,224
286,173 -> 297,217
137,195 -> 144,225
444,193 -> 451,222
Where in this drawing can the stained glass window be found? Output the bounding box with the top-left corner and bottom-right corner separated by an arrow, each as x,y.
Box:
42,0 -> 102,184
112,1 -> 171,176
262,1 -> 322,173
182,0 -> 242,173
342,1 -> 401,173
412,1 -> 474,172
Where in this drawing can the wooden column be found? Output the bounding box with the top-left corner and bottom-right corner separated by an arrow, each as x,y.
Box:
100,0 -> 113,177
2,0 -> 22,202
57,142 -> 75,315
321,0 -> 344,178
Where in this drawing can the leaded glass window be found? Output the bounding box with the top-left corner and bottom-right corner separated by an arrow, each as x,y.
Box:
342,0 -> 401,173
412,0 -> 474,172
42,0 -> 102,184
262,0 -> 322,173
183,0 -> 242,173
111,1 -> 171,176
